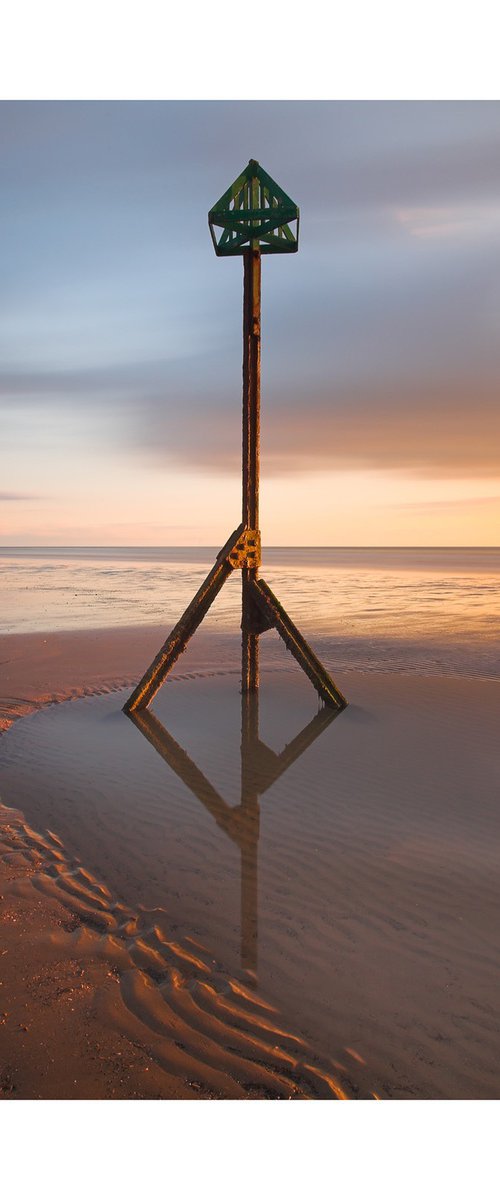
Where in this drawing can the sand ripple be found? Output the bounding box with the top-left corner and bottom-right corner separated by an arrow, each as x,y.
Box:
0,803 -> 354,1099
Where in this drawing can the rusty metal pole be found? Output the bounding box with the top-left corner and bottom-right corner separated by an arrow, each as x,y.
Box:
241,245 -> 261,693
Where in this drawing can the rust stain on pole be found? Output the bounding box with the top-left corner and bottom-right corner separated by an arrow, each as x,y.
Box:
242,247 -> 261,695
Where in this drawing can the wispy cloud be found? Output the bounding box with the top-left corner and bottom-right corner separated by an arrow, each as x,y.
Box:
0,491 -> 46,501
385,494 -> 500,511
395,203 -> 500,239
133,376 -> 500,480
2,361 -> 499,479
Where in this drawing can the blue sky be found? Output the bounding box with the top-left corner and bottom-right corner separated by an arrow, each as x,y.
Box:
1,101 -> 500,543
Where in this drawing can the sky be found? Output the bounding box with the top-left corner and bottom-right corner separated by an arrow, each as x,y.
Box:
1,100 -> 499,546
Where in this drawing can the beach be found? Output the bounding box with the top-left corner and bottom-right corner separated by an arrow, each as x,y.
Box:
1,548 -> 499,1099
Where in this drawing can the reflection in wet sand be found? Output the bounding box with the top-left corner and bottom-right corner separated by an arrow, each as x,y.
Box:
1,672 -> 360,1098
128,693 -> 339,982
6,666 -> 499,1098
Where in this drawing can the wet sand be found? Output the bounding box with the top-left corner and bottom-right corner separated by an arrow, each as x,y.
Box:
0,626 -> 180,733
0,625 -> 248,734
1,628 -> 500,1099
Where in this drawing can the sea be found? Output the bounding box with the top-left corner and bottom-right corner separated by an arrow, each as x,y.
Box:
1,546 -> 499,680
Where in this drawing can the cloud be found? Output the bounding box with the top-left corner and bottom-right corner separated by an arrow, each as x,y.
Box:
0,491 -> 45,500
0,362 -> 161,403
133,375 -> 500,480
312,131 -> 500,215
391,494 -> 500,511
2,102 -> 500,496
2,355 -> 499,481
395,203 -> 500,240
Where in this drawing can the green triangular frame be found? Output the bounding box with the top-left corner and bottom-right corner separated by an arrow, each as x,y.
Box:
208,159 -> 299,256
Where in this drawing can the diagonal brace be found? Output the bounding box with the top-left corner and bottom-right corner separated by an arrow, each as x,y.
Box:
249,577 -> 347,711
123,524 -> 244,714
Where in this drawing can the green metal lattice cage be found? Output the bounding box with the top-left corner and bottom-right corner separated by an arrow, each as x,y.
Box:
209,159 -> 299,256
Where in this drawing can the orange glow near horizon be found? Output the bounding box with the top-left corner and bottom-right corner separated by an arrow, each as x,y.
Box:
1,458 -> 499,546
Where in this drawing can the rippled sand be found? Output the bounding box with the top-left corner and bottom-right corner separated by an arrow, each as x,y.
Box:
2,667 -> 500,1099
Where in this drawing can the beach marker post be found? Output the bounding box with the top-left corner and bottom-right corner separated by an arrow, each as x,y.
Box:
124,160 -> 346,715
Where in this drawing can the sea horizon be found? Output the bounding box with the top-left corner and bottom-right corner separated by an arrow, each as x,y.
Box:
1,544 -> 499,550
2,545 -> 499,679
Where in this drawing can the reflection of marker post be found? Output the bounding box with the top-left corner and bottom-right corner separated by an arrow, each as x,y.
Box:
240,691 -> 260,978
127,684 -> 341,981
242,247 -> 261,694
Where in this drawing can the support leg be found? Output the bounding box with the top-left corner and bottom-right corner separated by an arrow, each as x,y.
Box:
249,577 -> 347,710
123,524 -> 243,714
